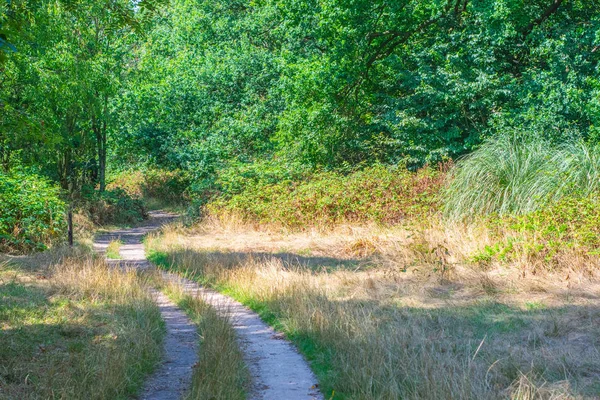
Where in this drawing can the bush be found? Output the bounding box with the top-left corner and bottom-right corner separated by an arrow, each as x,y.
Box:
82,188 -> 148,226
444,135 -> 600,219
107,170 -> 145,198
207,165 -> 444,227
470,194 -> 600,268
0,171 -> 66,253
214,159 -> 310,196
108,168 -> 190,206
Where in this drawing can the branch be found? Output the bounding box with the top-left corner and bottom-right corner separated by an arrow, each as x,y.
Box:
339,0 -> 454,99
364,13 -> 444,75
522,0 -> 564,37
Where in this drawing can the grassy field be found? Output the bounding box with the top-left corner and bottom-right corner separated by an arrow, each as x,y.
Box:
0,249 -> 164,400
147,219 -> 600,399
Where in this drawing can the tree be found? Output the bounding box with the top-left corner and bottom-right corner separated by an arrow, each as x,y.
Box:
1,0 -> 160,192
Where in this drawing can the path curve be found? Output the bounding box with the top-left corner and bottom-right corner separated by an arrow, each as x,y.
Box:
94,211 -> 323,400
94,211 -> 199,400
164,272 -> 323,400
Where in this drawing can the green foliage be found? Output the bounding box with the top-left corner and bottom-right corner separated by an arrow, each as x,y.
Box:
444,135 -> 600,219
118,0 -> 600,181
108,168 -> 190,206
2,0 -> 600,237
208,166 -> 443,227
0,171 -> 66,253
81,188 -> 147,226
471,194 -> 600,266
0,0 -> 162,192
214,159 -> 310,197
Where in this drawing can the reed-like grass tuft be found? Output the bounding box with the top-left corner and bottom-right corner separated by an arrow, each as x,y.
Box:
444,135 -> 600,219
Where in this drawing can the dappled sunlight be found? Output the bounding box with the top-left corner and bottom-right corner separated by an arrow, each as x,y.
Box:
0,252 -> 163,399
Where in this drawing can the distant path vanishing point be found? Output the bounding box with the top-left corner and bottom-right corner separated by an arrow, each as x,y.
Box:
94,210 -> 323,400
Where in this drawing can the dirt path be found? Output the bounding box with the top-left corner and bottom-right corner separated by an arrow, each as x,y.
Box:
164,272 -> 323,400
94,211 -> 199,400
94,211 -> 323,400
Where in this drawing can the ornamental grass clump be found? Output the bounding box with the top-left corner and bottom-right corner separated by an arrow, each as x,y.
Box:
444,135 -> 600,219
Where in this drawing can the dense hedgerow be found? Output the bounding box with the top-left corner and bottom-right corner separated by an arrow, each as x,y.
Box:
207,166 -> 444,227
0,171 -> 66,253
444,135 -> 600,219
108,168 -> 190,206
82,188 -> 148,226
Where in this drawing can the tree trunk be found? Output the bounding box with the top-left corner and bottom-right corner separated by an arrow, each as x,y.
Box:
97,94 -> 109,192
98,139 -> 106,192
92,111 -> 107,193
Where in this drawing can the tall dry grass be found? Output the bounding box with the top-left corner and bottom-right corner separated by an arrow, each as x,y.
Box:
0,254 -> 164,399
147,226 -> 600,399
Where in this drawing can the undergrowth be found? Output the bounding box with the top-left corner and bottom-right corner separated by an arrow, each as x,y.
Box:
444,135 -> 600,219
207,165 -> 444,228
108,168 -> 190,209
80,187 -> 148,226
0,171 -> 66,253
469,193 -> 600,271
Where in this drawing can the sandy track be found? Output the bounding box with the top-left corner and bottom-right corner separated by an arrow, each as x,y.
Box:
94,212 -> 199,400
163,272 -> 323,400
94,211 -> 322,400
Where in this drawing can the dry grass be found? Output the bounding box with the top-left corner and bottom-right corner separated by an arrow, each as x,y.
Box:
146,220 -> 600,399
157,277 -> 249,400
0,250 -> 164,399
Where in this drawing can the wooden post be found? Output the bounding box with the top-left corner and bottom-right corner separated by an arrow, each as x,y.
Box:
68,206 -> 73,246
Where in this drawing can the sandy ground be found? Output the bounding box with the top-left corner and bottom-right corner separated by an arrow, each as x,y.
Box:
95,212 -> 199,400
95,211 -> 322,400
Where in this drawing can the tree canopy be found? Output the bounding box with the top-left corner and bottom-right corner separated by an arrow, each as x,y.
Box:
2,0 -> 600,194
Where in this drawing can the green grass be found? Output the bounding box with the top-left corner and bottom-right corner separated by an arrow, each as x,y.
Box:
0,255 -> 164,399
444,135 -> 600,219
105,239 -> 123,259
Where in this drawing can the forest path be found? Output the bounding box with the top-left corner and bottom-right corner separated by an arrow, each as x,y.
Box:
94,211 -> 323,400
162,272 -> 323,400
94,211 -> 199,400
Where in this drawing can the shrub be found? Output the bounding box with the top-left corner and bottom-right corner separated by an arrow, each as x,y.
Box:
214,159 -> 309,196
82,188 -> 148,226
108,168 -> 190,206
469,193 -> 600,268
207,165 -> 444,228
444,135 -> 600,219
0,171 -> 66,253
107,170 -> 145,198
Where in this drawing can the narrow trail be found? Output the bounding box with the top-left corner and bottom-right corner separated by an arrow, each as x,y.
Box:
94,211 -> 199,400
93,211 -> 323,400
164,272 -> 323,400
